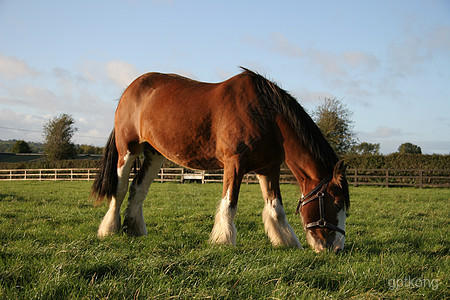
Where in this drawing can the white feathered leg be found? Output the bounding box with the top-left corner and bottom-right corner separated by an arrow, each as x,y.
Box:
209,189 -> 237,245
258,173 -> 302,248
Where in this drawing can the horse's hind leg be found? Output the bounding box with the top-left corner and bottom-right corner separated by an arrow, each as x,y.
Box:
258,167 -> 302,248
123,144 -> 165,236
98,151 -> 137,237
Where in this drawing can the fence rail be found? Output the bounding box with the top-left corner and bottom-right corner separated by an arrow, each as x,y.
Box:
0,168 -> 448,188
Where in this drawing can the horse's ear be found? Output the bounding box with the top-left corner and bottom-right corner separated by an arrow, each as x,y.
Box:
333,160 -> 350,210
333,160 -> 347,179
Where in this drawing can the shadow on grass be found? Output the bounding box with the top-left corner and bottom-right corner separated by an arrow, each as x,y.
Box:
344,233 -> 448,261
0,193 -> 27,202
80,261 -> 127,282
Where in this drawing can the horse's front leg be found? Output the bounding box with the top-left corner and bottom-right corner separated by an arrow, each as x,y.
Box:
258,166 -> 302,248
209,158 -> 244,246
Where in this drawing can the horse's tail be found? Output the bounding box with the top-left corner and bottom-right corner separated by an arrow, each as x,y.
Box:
91,129 -> 118,205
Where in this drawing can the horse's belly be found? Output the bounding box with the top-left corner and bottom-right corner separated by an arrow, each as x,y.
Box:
141,124 -> 222,170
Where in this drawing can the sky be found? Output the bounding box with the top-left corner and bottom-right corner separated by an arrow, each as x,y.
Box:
0,0 -> 449,154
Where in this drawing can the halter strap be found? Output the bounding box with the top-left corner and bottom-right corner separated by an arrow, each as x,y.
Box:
295,175 -> 346,236
304,191 -> 346,236
295,175 -> 331,215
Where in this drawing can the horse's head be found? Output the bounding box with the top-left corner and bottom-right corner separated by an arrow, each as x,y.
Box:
298,160 -> 349,253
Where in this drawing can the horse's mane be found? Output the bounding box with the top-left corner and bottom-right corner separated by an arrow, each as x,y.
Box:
241,67 -> 338,172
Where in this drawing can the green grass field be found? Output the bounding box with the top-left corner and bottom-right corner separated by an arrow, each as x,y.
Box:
0,181 -> 448,299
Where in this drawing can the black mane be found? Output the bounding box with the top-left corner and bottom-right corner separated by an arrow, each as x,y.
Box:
242,67 -> 338,172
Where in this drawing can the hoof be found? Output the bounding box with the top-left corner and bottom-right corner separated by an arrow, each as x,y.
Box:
122,217 -> 147,236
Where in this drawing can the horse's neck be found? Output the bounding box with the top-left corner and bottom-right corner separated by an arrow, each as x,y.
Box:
276,115 -> 328,191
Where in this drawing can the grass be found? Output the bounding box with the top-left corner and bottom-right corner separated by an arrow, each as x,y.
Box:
0,181 -> 448,299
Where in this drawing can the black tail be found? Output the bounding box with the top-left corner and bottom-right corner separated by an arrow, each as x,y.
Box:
91,129 -> 118,204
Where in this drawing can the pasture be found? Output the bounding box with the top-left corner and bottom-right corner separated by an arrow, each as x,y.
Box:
0,181 -> 448,299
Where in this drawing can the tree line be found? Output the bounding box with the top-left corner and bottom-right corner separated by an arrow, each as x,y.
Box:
1,115 -> 103,157
1,139 -> 103,155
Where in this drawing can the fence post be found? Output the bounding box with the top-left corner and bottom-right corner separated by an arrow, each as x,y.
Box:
419,169 -> 423,189
385,170 -> 389,187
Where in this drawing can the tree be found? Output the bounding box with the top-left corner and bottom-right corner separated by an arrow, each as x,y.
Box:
398,142 -> 422,154
77,144 -> 103,154
11,140 -> 32,153
313,97 -> 356,155
43,114 -> 78,160
351,142 -> 380,155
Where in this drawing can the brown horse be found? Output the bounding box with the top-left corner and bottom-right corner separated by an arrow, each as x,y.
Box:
92,68 -> 349,252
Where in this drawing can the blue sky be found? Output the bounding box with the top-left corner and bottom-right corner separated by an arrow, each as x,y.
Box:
0,0 -> 449,154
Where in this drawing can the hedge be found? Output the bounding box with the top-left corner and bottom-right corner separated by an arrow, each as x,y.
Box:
343,154 -> 450,170
0,159 -> 100,170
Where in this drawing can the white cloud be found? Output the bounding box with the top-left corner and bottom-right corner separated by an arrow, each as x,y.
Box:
0,108 -> 44,126
294,88 -> 335,105
243,33 -> 379,78
242,33 -> 303,59
72,114 -> 112,146
214,67 -> 233,81
269,32 -> 303,58
106,60 -> 140,88
77,60 -> 104,84
307,49 -> 347,77
342,51 -> 380,72
356,126 -> 406,154
374,126 -> 402,138
0,108 -> 112,146
241,33 -> 384,104
1,62 -> 117,117
0,54 -> 40,79
243,32 -> 440,105
358,126 -> 404,139
0,57 -> 129,146
426,26 -> 450,53
0,109 -> 45,142
387,26 -> 450,79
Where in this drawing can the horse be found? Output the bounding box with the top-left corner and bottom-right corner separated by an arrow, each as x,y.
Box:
91,67 -> 350,252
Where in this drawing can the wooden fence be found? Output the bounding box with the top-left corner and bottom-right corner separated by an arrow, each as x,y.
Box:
0,168 -> 448,188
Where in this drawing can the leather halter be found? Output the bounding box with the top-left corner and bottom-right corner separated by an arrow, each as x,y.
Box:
295,175 -> 346,236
